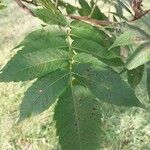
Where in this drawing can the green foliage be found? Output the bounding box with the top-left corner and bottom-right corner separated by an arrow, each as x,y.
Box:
33,8 -> 67,26
78,0 -> 91,16
127,65 -> 144,88
19,69 -> 70,121
54,85 -> 103,150
109,31 -> 136,50
126,42 -> 150,70
73,62 -> 141,107
1,0 -> 149,149
38,0 -> 57,12
70,21 -> 110,47
0,48 -> 68,82
90,0 -> 107,20
72,39 -> 117,59
15,28 -> 68,52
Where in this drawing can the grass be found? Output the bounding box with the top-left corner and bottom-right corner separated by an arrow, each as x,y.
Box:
0,1 -> 150,150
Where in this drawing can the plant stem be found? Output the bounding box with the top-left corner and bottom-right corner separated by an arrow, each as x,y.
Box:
67,15 -> 113,26
55,0 -> 59,8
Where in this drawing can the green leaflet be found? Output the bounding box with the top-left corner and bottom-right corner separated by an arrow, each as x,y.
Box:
109,31 -> 136,50
114,0 -> 123,20
90,0 -> 107,20
117,0 -> 132,15
52,0 -> 77,14
0,28 -> 69,82
127,65 -> 144,88
15,28 -> 68,54
38,0 -> 58,12
54,85 -> 103,150
78,0 -> 91,16
126,42 -> 150,70
72,39 -> 118,59
66,4 -> 77,14
0,49 -> 69,82
75,52 -> 123,70
33,8 -> 67,26
132,14 -> 150,36
111,12 -> 128,21
73,63 -> 142,107
19,69 -> 70,122
18,36 -> 67,54
99,57 -> 124,67
114,0 -> 132,21
123,22 -> 150,42
70,21 -> 111,47
91,6 -> 107,20
74,53 -> 106,68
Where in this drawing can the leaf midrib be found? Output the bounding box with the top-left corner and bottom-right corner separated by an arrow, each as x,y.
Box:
70,79 -> 82,150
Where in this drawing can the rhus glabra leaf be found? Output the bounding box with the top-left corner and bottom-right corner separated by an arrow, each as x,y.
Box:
0,2 -> 147,149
